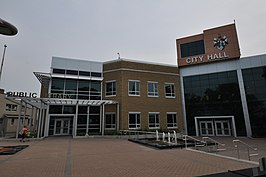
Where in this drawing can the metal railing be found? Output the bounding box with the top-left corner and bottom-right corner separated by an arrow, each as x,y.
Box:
120,130 -> 156,139
182,135 -> 205,149
202,137 -> 226,153
233,139 -> 258,161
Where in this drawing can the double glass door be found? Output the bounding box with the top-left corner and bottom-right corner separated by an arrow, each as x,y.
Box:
54,119 -> 70,135
199,120 -> 231,136
200,121 -> 214,136
215,121 -> 231,136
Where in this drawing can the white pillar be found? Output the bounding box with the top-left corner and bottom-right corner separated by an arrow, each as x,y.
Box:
73,102 -> 79,137
102,104 -> 105,136
16,99 -> 23,139
44,105 -> 50,137
237,69 -> 252,137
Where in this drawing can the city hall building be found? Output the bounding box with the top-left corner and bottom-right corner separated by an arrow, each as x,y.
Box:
177,23 -> 266,137
32,57 -> 183,137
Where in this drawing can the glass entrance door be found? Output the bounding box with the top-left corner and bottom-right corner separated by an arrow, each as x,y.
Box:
215,121 -> 231,136
199,121 -> 214,136
54,119 -> 70,135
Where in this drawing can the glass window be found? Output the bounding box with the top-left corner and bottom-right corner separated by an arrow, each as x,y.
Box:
91,72 -> 102,77
10,118 -> 15,126
105,113 -> 116,129
49,105 -> 63,114
180,40 -> 205,58
53,68 -> 65,74
79,71 -> 91,77
51,78 -> 64,90
128,80 -> 140,96
63,106 -> 76,114
128,113 -> 140,129
165,83 -> 175,98
6,104 -> 18,111
66,70 -> 78,75
106,81 -> 116,96
65,79 -> 77,91
147,82 -> 158,97
167,113 -> 177,128
149,113 -> 160,129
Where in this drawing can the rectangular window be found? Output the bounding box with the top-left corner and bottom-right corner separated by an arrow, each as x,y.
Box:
53,68 -> 65,74
106,81 -> 116,96
10,118 -> 15,126
128,112 -> 141,129
167,113 -> 177,128
180,40 -> 205,58
105,113 -> 116,129
66,70 -> 78,75
6,104 -> 18,111
128,80 -> 140,96
149,113 -> 160,129
147,82 -> 158,97
165,83 -> 175,98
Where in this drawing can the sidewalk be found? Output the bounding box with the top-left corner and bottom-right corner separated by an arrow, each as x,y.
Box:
0,137 -> 258,177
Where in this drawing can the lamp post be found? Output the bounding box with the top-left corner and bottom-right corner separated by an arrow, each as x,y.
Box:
0,18 -> 18,36
0,44 -> 7,81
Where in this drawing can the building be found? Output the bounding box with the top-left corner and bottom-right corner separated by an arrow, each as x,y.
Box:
177,23 -> 266,137
31,56 -> 183,137
0,89 -> 38,138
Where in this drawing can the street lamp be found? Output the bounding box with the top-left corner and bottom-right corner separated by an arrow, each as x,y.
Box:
0,45 -> 7,81
0,18 -> 18,36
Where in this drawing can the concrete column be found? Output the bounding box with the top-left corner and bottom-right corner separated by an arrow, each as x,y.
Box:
73,102 -> 79,137
16,99 -> 23,139
44,105 -> 50,137
37,103 -> 43,138
101,104 -> 105,136
237,69 -> 252,137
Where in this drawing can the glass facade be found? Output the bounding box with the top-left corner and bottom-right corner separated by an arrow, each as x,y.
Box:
50,78 -> 101,100
183,71 -> 246,136
180,40 -> 205,58
242,66 -> 266,137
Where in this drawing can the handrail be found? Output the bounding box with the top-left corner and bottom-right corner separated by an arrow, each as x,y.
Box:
202,137 -> 225,146
182,135 -> 205,149
202,137 -> 226,152
233,139 -> 258,161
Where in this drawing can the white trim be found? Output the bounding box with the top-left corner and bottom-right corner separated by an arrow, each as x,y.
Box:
164,83 -> 176,98
105,80 -> 117,97
103,58 -> 177,68
148,112 -> 160,129
147,81 -> 159,97
128,80 -> 140,96
166,112 -> 178,129
128,112 -> 141,129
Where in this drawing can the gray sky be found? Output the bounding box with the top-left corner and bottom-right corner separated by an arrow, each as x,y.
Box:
1,0 -> 266,95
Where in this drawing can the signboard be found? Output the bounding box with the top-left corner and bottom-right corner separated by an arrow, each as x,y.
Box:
6,91 -> 38,98
176,23 -> 240,67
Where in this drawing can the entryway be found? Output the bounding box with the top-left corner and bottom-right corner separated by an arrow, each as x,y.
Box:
54,119 -> 70,135
195,116 -> 236,137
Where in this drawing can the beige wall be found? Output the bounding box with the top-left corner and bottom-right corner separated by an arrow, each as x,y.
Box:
103,60 -> 184,131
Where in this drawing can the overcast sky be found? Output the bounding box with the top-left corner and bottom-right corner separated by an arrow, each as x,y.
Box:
1,0 -> 266,95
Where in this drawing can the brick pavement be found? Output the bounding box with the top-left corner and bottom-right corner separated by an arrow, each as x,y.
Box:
0,137 -> 257,177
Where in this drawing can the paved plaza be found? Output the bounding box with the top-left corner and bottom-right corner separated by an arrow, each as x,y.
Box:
0,137 -> 261,177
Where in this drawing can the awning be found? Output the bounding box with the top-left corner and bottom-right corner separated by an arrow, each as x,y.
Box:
6,97 -> 118,109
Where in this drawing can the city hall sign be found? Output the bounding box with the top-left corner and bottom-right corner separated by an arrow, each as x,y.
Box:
185,52 -> 229,64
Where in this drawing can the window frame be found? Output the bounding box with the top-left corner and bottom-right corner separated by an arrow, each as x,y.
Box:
148,112 -> 160,129
147,81 -> 159,97
105,112 -> 116,130
128,112 -> 141,129
165,83 -> 176,98
105,80 -> 116,97
128,80 -> 140,96
167,112 -> 177,128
